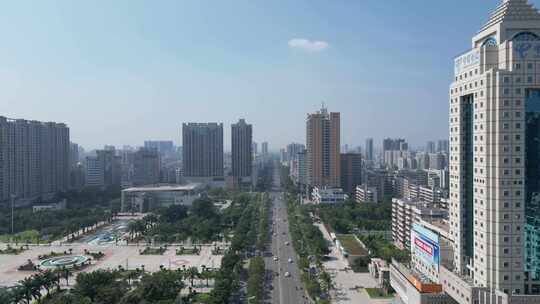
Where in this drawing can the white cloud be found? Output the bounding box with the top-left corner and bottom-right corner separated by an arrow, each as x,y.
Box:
288,38 -> 329,52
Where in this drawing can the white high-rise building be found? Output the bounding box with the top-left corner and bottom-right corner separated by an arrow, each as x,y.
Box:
448,0 -> 540,298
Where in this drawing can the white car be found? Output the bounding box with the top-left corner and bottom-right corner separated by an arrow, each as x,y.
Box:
273,257 -> 279,261
284,272 -> 291,277
288,258 -> 293,263
285,241 -> 290,246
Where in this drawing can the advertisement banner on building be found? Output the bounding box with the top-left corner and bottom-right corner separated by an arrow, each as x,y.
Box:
411,223 -> 440,272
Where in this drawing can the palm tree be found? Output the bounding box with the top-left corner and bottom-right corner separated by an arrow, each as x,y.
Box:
11,286 -> 25,304
200,266 -> 213,288
30,274 -> 44,303
61,267 -> 72,286
19,277 -> 35,304
40,270 -> 56,297
186,267 -> 199,288
53,269 -> 62,292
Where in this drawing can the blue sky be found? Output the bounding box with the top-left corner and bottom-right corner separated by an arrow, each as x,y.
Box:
1,0 -> 537,150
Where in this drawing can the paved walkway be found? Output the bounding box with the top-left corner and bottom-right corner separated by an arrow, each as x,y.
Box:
0,243 -> 222,287
314,223 -> 396,304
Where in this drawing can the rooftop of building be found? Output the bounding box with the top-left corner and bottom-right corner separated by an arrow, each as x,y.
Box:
122,183 -> 202,193
480,0 -> 540,33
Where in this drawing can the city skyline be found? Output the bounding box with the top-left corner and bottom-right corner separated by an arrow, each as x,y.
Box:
4,1 -> 536,150
2,2 -> 540,303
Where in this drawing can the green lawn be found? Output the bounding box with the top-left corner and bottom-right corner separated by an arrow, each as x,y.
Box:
336,234 -> 368,256
365,288 -> 394,299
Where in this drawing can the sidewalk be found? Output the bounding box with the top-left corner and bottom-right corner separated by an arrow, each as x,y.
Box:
314,223 -> 396,304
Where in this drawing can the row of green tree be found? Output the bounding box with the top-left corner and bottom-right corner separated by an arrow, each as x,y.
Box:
0,267 -> 71,304
207,194 -> 265,303
1,264 -> 218,304
0,188 -> 119,242
126,194 -> 256,244
246,257 -> 265,303
247,194 -> 271,302
286,194 -> 332,303
314,200 -> 392,234
359,234 -> 410,264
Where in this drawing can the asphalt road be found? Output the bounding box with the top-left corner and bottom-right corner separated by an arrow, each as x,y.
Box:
262,164 -> 310,304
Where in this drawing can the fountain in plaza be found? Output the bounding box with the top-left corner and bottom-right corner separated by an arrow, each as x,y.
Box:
39,255 -> 89,269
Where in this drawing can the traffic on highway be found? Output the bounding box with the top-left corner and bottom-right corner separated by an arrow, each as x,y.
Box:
262,164 -> 311,304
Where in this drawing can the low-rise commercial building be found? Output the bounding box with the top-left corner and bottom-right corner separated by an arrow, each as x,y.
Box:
390,260 -> 455,304
311,187 -> 347,204
121,183 -> 203,212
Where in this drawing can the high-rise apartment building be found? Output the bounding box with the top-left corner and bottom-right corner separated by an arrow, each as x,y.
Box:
382,138 -> 407,168
306,106 -> 340,188
285,143 -> 305,163
448,0 -> 540,296
290,149 -> 307,187
144,140 -> 175,158
437,139 -> 449,153
365,138 -> 374,161
0,117 -> 70,205
340,153 -> 362,195
133,147 -> 160,186
69,142 -> 85,190
261,142 -> 269,155
182,123 -> 223,178
231,119 -> 252,181
85,149 -> 121,189
252,142 -> 258,156
426,141 -> 436,153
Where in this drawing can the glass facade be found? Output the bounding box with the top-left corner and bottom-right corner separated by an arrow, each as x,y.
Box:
462,95 -> 475,262
525,89 -> 540,288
